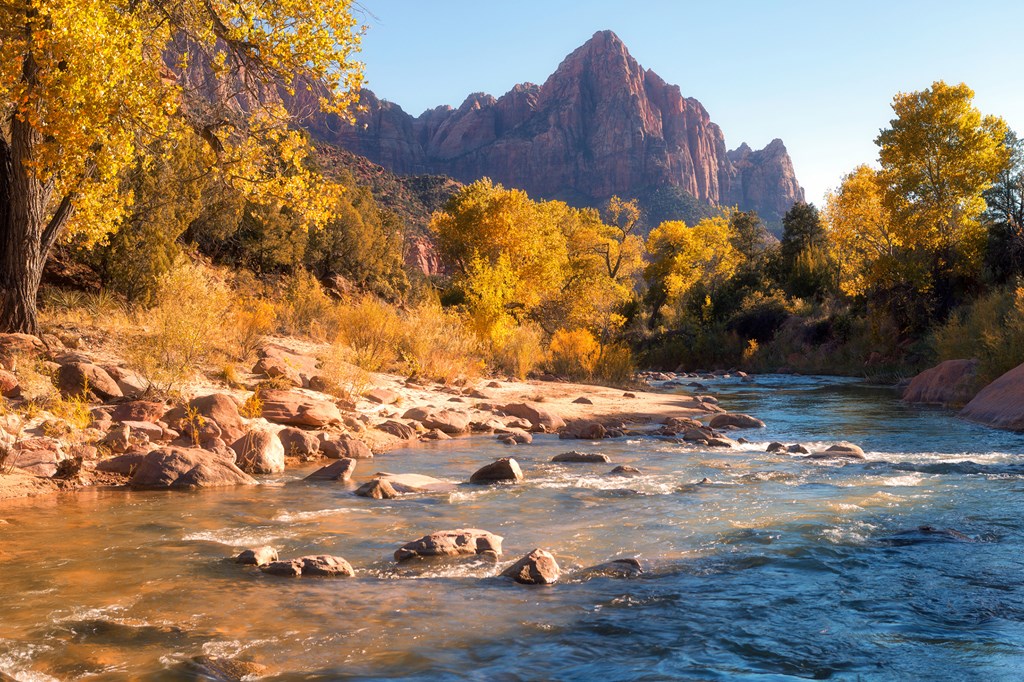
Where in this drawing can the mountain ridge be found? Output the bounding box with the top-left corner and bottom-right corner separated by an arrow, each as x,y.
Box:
307,30 -> 804,226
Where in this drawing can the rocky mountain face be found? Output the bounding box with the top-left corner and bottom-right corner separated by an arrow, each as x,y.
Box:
308,30 -> 803,227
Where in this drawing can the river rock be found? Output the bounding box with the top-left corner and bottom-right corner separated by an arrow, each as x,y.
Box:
377,420 -> 417,440
395,528 -> 503,561
787,444 -> 810,454
10,437 -> 66,477
578,557 -> 644,578
186,655 -> 268,681
903,358 -> 979,406
354,478 -> 399,499
880,525 -> 977,546
559,420 -> 607,440
500,402 -> 566,432
808,442 -> 866,460
707,413 -> 765,429
766,441 -> 787,453
469,457 -> 523,484
129,447 -> 257,489
305,457 -> 357,482
608,465 -> 641,476
95,452 -> 149,475
372,472 -> 456,494
321,435 -> 373,459
236,546 -> 278,566
259,389 -> 342,428
56,362 -> 122,400
277,427 -> 320,457
552,451 -> 610,463
497,428 -> 532,445
231,429 -> 285,474
960,361 -> 1024,431
664,416 -> 703,430
260,555 -> 355,577
421,409 -> 471,435
188,394 -> 246,443
501,549 -> 560,585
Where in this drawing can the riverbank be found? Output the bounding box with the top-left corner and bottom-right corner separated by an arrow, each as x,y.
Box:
0,332 -> 735,502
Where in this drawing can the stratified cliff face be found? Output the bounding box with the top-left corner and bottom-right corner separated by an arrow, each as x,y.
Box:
311,30 -> 803,225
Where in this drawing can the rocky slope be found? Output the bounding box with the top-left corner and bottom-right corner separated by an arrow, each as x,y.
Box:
309,30 -> 804,227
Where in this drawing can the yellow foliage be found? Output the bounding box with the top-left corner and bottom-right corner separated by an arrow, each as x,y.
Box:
645,215 -> 742,321
547,329 -> 600,379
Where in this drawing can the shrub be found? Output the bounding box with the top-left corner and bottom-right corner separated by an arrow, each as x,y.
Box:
399,302 -> 485,383
593,342 -> 635,385
546,328 -> 600,379
275,271 -> 337,340
316,343 -> 373,400
334,295 -> 403,372
489,322 -> 543,379
932,286 -> 1024,385
127,260 -> 231,395
226,296 -> 277,361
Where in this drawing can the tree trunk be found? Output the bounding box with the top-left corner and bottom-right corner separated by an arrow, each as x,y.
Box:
0,50 -> 75,335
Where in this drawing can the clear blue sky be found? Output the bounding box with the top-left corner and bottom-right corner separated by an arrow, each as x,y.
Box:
352,0 -> 1024,206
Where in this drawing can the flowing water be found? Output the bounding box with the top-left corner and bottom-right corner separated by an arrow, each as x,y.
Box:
2,376 -> 1024,680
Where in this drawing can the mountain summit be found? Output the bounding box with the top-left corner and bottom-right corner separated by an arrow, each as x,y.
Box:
310,30 -> 803,224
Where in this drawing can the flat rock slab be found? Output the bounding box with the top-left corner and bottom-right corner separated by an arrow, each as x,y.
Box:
395,529 -> 503,562
707,413 -> 765,429
371,473 -> 457,494
260,390 -> 342,428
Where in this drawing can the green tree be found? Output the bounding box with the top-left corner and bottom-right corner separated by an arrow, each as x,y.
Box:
983,130 -> 1024,283
778,202 -> 834,298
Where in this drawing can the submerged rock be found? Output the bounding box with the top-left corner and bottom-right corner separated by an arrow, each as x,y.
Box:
551,451 -> 610,463
707,413 -> 766,429
236,546 -> 278,566
185,655 -> 268,681
502,549 -> 560,585
808,442 -> 866,460
395,529 -> 503,562
469,457 -> 524,484
354,478 -> 399,499
577,557 -> 644,579
880,525 -> 977,546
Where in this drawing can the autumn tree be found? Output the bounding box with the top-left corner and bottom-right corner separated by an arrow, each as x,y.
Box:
823,165 -> 902,297
876,81 -> 1009,310
644,216 -> 741,325
0,0 -> 364,333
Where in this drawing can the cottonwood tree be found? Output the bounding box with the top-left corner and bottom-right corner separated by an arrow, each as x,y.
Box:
0,0 -> 364,333
876,81 -> 1008,310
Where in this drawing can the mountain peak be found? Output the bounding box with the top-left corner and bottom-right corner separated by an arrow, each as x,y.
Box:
311,31 -> 804,226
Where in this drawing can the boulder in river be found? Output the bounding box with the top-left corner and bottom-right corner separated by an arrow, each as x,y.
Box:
376,420 -> 417,440
359,472 -> 456,495
129,447 -> 257,489
236,546 -> 278,566
501,548 -> 560,585
305,458 -> 357,482
469,457 -> 523,484
320,435 -> 373,459
230,428 -> 285,474
608,465 -> 641,476
903,358 -> 980,407
354,478 -> 399,499
766,442 -> 787,453
707,413 -> 766,429
552,451 -> 610,463
395,529 -> 503,562
808,442 -> 866,460
185,655 -> 268,681
559,420 -> 607,440
960,361 -> 1024,431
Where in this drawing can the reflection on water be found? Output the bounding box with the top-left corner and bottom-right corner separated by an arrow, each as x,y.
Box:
2,376 -> 1024,679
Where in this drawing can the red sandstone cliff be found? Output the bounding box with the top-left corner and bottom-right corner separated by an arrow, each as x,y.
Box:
309,30 -> 804,225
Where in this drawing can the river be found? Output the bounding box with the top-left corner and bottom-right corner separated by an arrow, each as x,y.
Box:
2,376 -> 1023,680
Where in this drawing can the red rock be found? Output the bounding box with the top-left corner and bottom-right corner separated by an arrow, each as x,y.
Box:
960,362 -> 1024,431
394,529 -> 503,562
903,359 -> 979,406
501,549 -> 560,585
188,394 -> 246,443
317,31 -> 802,227
501,403 -> 565,432
0,369 -> 20,397
129,447 -> 257,489
56,362 -> 122,400
259,390 -> 342,428
110,401 -> 167,423
231,429 -> 286,474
